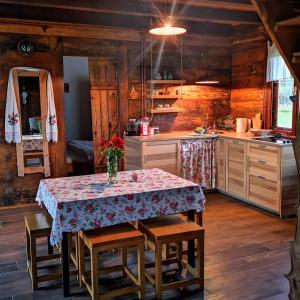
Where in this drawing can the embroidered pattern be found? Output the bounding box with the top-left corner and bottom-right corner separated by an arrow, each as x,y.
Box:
48,115 -> 56,126
7,113 -> 19,126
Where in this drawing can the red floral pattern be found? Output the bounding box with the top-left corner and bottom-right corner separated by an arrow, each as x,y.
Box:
181,138 -> 217,189
36,168 -> 205,245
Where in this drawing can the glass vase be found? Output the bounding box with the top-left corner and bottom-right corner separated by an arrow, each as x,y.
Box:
107,155 -> 118,184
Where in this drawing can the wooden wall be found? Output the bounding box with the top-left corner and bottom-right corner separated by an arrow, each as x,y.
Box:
230,27 -> 268,120
128,41 -> 231,132
0,27 -> 268,206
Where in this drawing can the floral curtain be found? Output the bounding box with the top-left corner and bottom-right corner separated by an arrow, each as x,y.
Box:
181,138 -> 216,189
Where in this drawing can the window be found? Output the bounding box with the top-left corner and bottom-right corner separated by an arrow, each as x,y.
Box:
270,78 -> 297,134
266,42 -> 298,136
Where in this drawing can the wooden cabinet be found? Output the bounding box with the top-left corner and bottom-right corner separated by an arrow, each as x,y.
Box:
216,138 -> 297,217
216,138 -> 226,191
248,174 -> 279,212
142,141 -> 180,175
225,139 -> 247,199
124,138 -> 180,176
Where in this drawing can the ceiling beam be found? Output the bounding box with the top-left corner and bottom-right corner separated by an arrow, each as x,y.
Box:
0,0 -> 260,25
152,0 -> 256,12
0,19 -> 142,42
0,18 -> 232,47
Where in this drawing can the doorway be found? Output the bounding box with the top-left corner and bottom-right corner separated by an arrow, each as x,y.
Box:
63,56 -> 94,175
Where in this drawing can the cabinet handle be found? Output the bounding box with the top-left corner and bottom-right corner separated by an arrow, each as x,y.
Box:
258,175 -> 266,180
258,160 -> 266,164
259,145 -> 267,148
231,140 -> 239,144
144,156 -> 147,164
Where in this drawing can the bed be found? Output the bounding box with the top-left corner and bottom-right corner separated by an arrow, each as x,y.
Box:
66,140 -> 94,175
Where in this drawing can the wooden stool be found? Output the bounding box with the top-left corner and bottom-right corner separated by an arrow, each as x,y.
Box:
78,223 -> 145,300
138,215 -> 205,299
25,212 -> 61,290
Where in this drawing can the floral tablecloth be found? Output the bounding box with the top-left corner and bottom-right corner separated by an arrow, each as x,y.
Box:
36,168 -> 205,245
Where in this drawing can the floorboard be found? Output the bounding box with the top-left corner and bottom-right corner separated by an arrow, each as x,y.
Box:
0,193 -> 295,299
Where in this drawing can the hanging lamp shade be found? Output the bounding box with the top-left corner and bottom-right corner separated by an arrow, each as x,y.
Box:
195,78 -> 220,85
195,51 -> 220,84
149,16 -> 186,36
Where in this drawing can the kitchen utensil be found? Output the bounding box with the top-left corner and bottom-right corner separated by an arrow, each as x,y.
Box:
236,118 -> 248,133
249,129 -> 273,136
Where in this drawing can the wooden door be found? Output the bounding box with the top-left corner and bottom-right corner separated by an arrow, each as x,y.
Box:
226,139 -> 247,198
216,138 -> 226,191
89,58 -> 119,173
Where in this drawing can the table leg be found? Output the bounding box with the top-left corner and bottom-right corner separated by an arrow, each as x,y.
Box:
187,210 -> 195,268
47,235 -> 53,255
62,232 -> 70,297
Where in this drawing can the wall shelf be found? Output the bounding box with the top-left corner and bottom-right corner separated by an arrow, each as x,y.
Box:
147,108 -> 185,114
146,80 -> 186,84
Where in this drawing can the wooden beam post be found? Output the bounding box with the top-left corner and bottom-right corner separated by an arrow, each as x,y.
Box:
118,42 -> 129,136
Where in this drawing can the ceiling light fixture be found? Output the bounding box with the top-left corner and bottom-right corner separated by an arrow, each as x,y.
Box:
149,16 -> 186,36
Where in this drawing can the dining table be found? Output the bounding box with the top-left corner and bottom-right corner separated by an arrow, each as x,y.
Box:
36,168 -> 206,297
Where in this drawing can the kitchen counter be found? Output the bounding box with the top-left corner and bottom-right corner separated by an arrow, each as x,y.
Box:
125,131 -> 292,147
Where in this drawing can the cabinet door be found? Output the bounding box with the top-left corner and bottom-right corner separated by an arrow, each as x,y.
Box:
216,138 -> 226,191
142,141 -> 180,175
226,139 -> 247,198
248,174 -> 279,212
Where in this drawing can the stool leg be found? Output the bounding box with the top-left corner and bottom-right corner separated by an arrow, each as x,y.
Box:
29,235 -> 38,290
91,250 -> 99,300
78,233 -> 85,287
25,228 -> 30,270
155,241 -> 162,300
197,235 -> 204,290
137,241 -> 145,300
47,235 -> 53,255
176,242 -> 183,271
121,247 -> 128,278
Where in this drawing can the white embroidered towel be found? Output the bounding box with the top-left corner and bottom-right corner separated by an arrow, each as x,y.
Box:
5,67 -> 58,143
46,73 -> 58,143
5,70 -> 21,143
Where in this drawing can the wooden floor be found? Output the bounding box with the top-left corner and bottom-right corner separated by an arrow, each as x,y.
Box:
0,193 -> 295,300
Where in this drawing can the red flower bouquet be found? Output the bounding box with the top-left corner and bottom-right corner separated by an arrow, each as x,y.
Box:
99,136 -> 124,184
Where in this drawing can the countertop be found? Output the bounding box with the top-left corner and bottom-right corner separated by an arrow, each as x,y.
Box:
125,131 -> 293,147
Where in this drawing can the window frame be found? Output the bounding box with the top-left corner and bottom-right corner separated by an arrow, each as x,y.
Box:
265,80 -> 298,137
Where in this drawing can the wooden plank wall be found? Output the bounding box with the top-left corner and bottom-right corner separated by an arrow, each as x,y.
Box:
0,31 -> 235,205
230,27 -> 268,119
128,41 -> 232,132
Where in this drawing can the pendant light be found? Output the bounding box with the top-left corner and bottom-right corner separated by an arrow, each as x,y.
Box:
149,1 -> 186,36
196,49 -> 220,85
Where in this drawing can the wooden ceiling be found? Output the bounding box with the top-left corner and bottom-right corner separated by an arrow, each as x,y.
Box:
0,0 -> 261,37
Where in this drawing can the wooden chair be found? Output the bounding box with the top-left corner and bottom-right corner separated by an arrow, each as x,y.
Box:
25,212 -> 61,290
78,223 -> 145,300
138,215 -> 205,300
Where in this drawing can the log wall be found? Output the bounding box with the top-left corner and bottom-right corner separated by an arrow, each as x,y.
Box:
230,27 -> 268,120
0,28 -> 265,206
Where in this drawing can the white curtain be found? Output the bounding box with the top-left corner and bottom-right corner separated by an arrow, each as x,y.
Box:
266,42 -> 293,82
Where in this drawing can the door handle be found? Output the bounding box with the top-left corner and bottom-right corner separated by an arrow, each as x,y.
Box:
144,156 -> 147,164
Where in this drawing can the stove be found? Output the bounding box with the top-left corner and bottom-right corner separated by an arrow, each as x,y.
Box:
251,137 -> 293,144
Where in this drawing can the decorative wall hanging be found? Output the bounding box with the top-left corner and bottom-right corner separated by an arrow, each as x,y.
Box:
5,67 -> 58,177
17,39 -> 35,56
